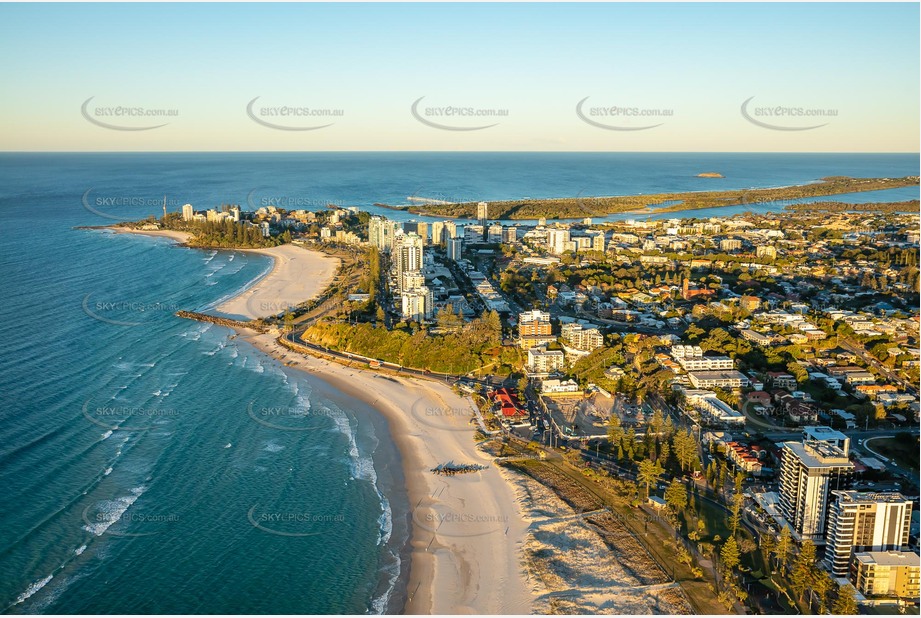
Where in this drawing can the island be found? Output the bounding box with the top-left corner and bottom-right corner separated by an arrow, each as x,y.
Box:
697,172 -> 724,178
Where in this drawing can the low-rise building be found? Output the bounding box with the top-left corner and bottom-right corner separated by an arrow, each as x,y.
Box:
687,370 -> 751,389
851,550 -> 920,600
527,347 -> 565,375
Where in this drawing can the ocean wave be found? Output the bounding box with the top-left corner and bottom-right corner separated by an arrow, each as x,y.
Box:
82,486 -> 147,537
74,544 -> 87,556
13,574 -> 53,606
263,440 -> 285,453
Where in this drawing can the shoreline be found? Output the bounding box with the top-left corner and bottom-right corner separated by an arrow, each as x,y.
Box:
112,228 -> 340,321
239,330 -> 534,614
112,228 -> 534,612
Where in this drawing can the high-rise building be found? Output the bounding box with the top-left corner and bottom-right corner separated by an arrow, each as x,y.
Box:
803,426 -> 851,456
431,221 -> 445,246
547,228 -> 571,255
502,226 -> 518,244
824,491 -> 913,577
778,440 -> 854,542
487,223 -> 503,243
394,233 -> 423,293
446,237 -> 463,261
401,286 -> 433,322
402,270 -> 425,292
444,221 -> 458,240
416,221 -> 428,245
518,310 -> 554,348
368,216 -> 402,252
720,238 -> 742,252
182,203 -> 194,221
477,201 -> 489,226
591,232 -> 606,252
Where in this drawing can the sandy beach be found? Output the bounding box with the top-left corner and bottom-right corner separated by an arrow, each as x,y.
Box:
116,227 -> 533,612
213,244 -> 339,320
240,331 -> 535,615
115,229 -> 340,321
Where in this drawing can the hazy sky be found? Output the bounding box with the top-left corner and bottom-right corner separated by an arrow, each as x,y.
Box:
1,2 -> 918,152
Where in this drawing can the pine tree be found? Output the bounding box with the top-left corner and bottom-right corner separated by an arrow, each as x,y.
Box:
790,540 -> 817,602
775,527 -> 792,574
720,536 -> 741,572
831,583 -> 858,615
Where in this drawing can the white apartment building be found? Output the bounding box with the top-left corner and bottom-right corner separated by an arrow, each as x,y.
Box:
824,491 -> 913,577
779,440 -> 855,542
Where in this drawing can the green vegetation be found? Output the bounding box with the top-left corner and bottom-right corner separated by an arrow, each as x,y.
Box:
786,199 -> 920,213
125,212 -> 287,248
405,176 -> 919,219
301,310 -> 509,374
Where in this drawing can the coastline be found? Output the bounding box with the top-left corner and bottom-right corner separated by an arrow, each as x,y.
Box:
112,228 -> 340,321
113,228 -> 534,612
240,330 -> 534,614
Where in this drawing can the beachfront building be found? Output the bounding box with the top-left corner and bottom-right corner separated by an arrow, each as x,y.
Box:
401,286 -> 433,322
368,216 -> 403,252
778,440 -> 855,542
824,491 -> 913,577
850,550 -> 920,601
394,233 -> 423,293
182,203 -> 194,221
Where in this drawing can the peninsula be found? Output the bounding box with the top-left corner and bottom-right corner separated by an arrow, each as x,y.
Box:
395,175 -> 918,219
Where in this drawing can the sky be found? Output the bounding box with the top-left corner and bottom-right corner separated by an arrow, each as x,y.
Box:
0,2 -> 918,152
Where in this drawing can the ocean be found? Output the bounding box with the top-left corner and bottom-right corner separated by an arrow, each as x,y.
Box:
0,152 -> 917,614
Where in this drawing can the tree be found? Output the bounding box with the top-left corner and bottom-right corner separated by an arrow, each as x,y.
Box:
607,412 -> 623,443
811,568 -> 834,614
831,583 -> 858,615
775,527 -> 792,574
637,458 -> 665,498
664,479 -> 687,513
720,536 -> 741,572
729,492 -> 744,534
790,540 -> 817,602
